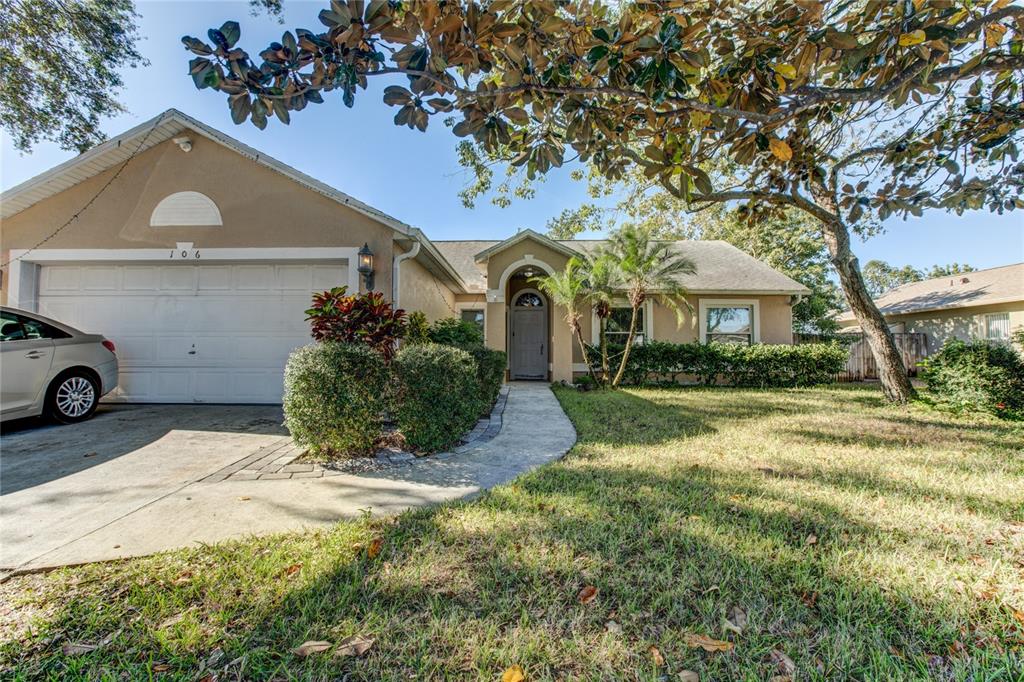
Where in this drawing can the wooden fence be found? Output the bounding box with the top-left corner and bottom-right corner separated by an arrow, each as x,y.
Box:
834,332 -> 928,382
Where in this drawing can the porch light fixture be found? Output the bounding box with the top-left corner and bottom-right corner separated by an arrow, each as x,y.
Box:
357,243 -> 374,290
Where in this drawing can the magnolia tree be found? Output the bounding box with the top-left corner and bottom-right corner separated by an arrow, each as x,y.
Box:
183,0 -> 1024,403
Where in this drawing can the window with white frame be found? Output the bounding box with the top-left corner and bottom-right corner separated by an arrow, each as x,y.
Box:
460,308 -> 485,331
705,304 -> 754,344
984,312 -> 1010,341
606,306 -> 644,345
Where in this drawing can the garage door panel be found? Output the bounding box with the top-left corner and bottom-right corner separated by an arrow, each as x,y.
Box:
37,262 -> 344,403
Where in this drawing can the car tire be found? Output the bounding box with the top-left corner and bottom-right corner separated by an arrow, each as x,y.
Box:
46,371 -> 100,424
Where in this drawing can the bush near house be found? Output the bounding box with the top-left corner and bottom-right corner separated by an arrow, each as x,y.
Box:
392,343 -> 482,452
919,338 -> 1024,420
427,316 -> 483,347
463,344 -> 507,410
589,340 -> 848,388
404,310 -> 430,345
305,287 -> 407,360
283,342 -> 389,457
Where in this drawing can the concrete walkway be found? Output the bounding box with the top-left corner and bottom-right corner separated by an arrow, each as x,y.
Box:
0,382 -> 575,573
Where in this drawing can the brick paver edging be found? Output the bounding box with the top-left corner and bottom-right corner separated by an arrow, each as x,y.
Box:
203,385 -> 511,483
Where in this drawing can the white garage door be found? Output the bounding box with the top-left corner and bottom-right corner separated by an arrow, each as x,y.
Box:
36,262 -> 347,403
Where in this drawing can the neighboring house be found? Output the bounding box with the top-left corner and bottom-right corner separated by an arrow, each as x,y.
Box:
0,109 -> 807,403
835,262 -> 1023,353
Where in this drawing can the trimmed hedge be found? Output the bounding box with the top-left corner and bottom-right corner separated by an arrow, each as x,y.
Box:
283,342 -> 388,457
463,344 -> 507,412
393,343 -> 482,452
588,340 -> 848,388
427,317 -> 484,347
919,338 -> 1024,420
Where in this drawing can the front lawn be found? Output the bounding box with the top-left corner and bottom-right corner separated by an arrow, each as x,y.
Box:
2,385 -> 1022,680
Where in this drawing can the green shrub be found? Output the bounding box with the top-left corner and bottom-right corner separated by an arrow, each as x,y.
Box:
588,340 -> 847,388
919,338 -> 1024,419
405,311 -> 430,345
283,342 -> 388,457
305,287 -> 406,360
393,343 -> 481,452
464,344 -> 507,410
428,317 -> 484,347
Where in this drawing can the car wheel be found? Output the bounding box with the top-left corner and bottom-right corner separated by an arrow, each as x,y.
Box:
46,372 -> 99,424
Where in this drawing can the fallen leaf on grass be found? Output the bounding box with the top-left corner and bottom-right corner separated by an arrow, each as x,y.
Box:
283,563 -> 302,578
678,672 -> 699,682
577,585 -> 598,604
367,537 -> 384,559
1012,608 -> 1024,627
502,664 -> 525,682
770,648 -> 795,675
152,663 -> 170,672
604,620 -> 621,634
724,606 -> 747,635
62,642 -> 98,656
336,634 -> 375,658
805,534 -> 818,546
684,633 -> 734,652
237,496 -> 251,501
171,570 -> 193,586
291,640 -> 332,657
648,646 -> 665,666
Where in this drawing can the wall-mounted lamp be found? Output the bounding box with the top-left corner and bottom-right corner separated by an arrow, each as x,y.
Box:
357,242 -> 374,290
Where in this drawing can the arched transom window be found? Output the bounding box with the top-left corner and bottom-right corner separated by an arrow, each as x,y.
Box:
150,191 -> 223,227
514,292 -> 544,307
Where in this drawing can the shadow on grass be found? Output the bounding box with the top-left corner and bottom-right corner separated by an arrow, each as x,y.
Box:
4,387 -> 1021,681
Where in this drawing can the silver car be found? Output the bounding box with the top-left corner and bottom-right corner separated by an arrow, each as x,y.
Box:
0,306 -> 118,424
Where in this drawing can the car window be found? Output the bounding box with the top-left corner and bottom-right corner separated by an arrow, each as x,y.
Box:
18,315 -> 70,340
0,312 -> 26,341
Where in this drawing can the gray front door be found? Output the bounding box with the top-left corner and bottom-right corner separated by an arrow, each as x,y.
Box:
511,306 -> 548,380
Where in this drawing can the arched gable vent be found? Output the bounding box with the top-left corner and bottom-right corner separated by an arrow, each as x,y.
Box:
150,191 -> 223,227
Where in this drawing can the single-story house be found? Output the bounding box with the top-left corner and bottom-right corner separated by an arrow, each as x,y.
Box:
1,109 -> 807,403
836,262 -> 1023,353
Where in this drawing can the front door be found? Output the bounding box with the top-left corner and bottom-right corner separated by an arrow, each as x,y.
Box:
510,290 -> 548,380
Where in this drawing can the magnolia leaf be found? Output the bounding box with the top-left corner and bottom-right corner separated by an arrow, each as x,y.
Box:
605,620 -> 622,634
502,664 -> 526,682
772,63 -> 797,79
284,562 -> 302,577
335,634 -> 375,657
292,640 -> 332,656
769,138 -> 793,162
770,649 -> 796,675
382,85 -> 412,106
678,672 -> 699,682
649,645 -> 665,666
724,606 -> 748,635
62,642 -> 99,656
577,585 -> 599,604
684,633 -> 734,652
805,534 -> 818,545
898,30 -> 926,47
367,537 -> 384,559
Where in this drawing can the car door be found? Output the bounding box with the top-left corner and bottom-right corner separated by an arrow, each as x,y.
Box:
0,311 -> 56,416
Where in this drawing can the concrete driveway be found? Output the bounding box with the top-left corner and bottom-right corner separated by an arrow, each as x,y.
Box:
0,384 -> 576,574
1,404 -> 291,570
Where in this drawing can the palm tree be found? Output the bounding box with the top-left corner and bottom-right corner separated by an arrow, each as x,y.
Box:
602,224 -> 697,387
582,252 -> 617,385
533,256 -> 598,383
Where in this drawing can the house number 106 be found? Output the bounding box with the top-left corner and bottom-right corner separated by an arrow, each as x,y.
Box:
169,249 -> 200,259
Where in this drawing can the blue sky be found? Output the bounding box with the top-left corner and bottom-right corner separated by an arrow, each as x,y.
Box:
2,1 -> 1021,271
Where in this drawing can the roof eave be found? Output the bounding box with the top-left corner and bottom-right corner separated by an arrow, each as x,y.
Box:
473,229 -> 579,262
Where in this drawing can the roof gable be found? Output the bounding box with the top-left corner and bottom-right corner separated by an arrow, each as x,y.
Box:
473,229 -> 580,262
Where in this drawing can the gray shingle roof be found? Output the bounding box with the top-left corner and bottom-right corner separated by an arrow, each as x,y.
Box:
432,237 -> 809,295
836,262 -> 1024,321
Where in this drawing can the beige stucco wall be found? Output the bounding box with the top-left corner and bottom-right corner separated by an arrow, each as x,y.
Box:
572,294 -> 795,363
398,256 -> 455,321
1,133 -> 397,303
838,301 -> 1023,353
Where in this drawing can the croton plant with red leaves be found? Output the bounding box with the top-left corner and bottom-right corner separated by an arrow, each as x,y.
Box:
305,286 -> 407,360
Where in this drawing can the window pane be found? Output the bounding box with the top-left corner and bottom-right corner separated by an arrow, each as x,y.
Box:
986,313 -> 1010,340
460,309 -> 484,330
514,292 -> 543,307
19,316 -> 68,340
706,306 -> 752,335
709,333 -> 751,345
607,306 -> 642,333
1,312 -> 25,342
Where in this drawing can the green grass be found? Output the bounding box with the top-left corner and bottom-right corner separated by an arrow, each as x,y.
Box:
2,385 -> 1023,680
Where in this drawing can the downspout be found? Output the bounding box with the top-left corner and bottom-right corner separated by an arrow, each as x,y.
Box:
391,240 -> 421,308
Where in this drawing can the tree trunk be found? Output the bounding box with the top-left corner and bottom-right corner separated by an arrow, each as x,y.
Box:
612,304 -> 641,388
599,317 -> 610,385
818,217 -> 916,404
572,319 -> 599,383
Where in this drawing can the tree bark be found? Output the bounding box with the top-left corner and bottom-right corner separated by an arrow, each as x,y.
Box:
572,318 -> 599,384
817,215 -> 917,404
612,304 -> 641,388
599,317 -> 610,385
